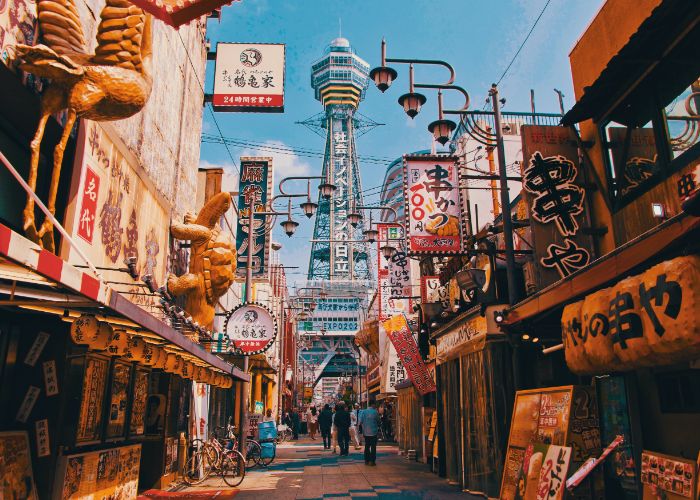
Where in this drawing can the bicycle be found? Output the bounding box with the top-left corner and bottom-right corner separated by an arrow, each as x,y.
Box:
276,424 -> 292,444
183,426 -> 246,486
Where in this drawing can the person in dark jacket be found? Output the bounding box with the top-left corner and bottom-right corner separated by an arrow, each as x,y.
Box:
318,404 -> 333,449
290,408 -> 300,440
333,402 -> 352,456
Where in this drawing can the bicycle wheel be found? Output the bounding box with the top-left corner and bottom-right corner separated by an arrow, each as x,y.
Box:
258,442 -> 275,467
221,451 -> 246,487
245,439 -> 262,467
183,450 -> 212,485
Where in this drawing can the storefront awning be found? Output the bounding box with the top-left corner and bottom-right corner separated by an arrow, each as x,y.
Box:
562,0 -> 700,127
0,223 -> 248,381
504,214 -> 700,326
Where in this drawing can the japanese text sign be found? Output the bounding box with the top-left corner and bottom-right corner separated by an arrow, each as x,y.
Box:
516,443 -> 572,500
224,303 -> 277,355
381,315 -> 436,395
520,126 -> 595,287
562,255 -> 700,375
377,224 -> 412,320
331,126 -> 352,277
236,158 -> 273,280
421,276 -> 448,305
403,156 -> 464,255
213,43 -> 285,112
77,167 -> 100,244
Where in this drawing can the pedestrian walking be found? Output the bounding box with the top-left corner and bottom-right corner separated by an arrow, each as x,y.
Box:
358,400 -> 381,466
290,408 -> 300,440
350,403 -> 361,449
319,404 -> 333,449
331,405 -> 338,453
334,402 -> 351,456
306,406 -> 318,440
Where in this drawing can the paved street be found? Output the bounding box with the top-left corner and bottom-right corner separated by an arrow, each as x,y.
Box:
180,437 -> 482,499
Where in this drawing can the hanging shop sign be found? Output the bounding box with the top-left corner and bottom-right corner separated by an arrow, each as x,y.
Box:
63,122 -> 169,309
224,302 -> 277,355
562,255 -> 700,375
435,314 -> 488,363
379,322 -> 405,395
403,155 -> 465,255
382,315 -> 436,396
378,223 -> 412,321
520,126 -> 596,288
421,275 -> 448,305
213,43 -> 285,112
55,444 -> 141,499
236,157 -> 274,280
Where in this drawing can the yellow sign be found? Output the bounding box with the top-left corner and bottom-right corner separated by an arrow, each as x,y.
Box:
562,255 -> 700,374
62,122 -> 170,310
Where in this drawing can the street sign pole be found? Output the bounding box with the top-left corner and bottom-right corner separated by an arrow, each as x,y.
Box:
238,208 -> 255,452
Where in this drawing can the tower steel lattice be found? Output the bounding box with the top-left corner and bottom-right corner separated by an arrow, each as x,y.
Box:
306,37 -> 373,282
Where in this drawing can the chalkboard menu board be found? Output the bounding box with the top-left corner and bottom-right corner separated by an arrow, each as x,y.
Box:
500,386 -> 604,500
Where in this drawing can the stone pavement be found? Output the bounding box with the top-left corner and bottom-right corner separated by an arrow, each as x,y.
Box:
181,436 -> 484,499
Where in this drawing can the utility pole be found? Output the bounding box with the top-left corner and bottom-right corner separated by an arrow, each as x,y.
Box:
238,208 -> 255,452
490,84 -> 519,306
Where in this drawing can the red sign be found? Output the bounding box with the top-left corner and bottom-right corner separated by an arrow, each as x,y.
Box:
224,303 -> 277,355
377,224 -> 412,321
77,167 -> 100,244
403,155 -> 464,255
212,94 -> 283,107
381,315 -> 436,396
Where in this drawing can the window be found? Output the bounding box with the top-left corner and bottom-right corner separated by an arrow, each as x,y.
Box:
601,75 -> 700,207
663,79 -> 700,159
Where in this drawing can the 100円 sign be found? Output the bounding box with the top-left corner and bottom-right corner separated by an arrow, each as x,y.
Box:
224,303 -> 277,355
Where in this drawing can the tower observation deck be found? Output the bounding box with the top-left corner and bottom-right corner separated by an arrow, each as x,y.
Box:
307,38 -> 373,281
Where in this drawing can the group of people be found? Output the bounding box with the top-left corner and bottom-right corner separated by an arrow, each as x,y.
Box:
304,401 -> 381,466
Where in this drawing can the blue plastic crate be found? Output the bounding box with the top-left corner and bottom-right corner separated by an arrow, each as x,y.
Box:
260,441 -> 276,459
258,421 -> 277,441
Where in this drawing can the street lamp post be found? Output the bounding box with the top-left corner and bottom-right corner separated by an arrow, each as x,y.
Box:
369,39 -> 519,305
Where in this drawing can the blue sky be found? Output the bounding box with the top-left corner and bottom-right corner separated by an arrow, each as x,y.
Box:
200,0 -> 604,284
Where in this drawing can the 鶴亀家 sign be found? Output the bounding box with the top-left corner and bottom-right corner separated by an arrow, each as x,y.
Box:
213,43 -> 285,112
224,303 -> 277,355
402,155 -> 465,255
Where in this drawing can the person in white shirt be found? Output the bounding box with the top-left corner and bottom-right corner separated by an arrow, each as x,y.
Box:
306,406 -> 318,440
331,405 -> 338,453
262,408 -> 275,422
350,403 -> 361,449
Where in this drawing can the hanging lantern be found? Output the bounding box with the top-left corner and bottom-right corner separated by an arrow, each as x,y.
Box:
124,335 -> 148,364
70,314 -> 99,345
203,368 -> 213,384
152,348 -> 168,370
106,329 -> 130,357
181,360 -> 195,379
193,365 -> 205,382
164,352 -> 179,373
221,376 -> 233,389
141,344 -> 160,367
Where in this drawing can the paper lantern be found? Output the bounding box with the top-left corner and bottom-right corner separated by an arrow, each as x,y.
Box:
193,365 -> 205,382
181,360 -> 194,379
639,255 -> 700,361
202,368 -> 213,384
152,347 -> 168,370
142,344 -> 162,367
70,314 -> 99,345
164,352 -> 179,373
106,329 -> 130,357
221,376 -> 233,389
561,300 -> 594,374
610,276 -> 656,367
124,335 -> 148,363
92,322 -> 114,351
581,287 -> 620,372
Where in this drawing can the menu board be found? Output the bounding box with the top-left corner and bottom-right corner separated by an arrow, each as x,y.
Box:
516,443 -> 573,500
77,355 -> 109,444
57,444 -> 141,499
106,361 -> 132,439
0,432 -> 38,499
129,368 -> 149,437
500,386 -> 603,500
641,451 -> 696,499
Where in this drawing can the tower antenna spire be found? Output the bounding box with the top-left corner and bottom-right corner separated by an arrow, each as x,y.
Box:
338,17 -> 342,38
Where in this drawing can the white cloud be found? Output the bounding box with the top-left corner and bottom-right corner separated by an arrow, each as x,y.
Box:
199,159 -> 236,172
239,140 -> 314,183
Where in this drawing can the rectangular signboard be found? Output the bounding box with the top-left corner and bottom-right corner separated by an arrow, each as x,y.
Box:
377,224 -> 412,321
382,315 -> 436,396
403,155 -> 465,255
213,43 -> 285,112
236,157 -> 273,280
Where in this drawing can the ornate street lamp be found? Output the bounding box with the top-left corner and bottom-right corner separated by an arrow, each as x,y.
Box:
300,198 -> 318,218
318,182 -> 337,200
397,64 -> 427,118
427,90 -> 456,145
368,39 -> 398,92
380,244 -> 396,260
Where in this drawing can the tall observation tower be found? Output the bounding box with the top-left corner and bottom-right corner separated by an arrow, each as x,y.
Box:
306,37 -> 373,282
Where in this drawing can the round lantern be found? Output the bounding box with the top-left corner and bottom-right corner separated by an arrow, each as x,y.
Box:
152,347 -> 168,370
193,365 -> 204,382
221,376 -> 233,389
141,344 -> 161,367
163,352 -> 179,373
70,314 -> 99,345
106,329 -> 129,357
124,335 -> 148,363
92,322 -> 114,350
201,368 -> 213,384
181,360 -> 194,379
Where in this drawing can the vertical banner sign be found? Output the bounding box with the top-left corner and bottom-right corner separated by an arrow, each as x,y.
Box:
332,126 -> 351,278
191,383 -> 209,442
377,224 -> 412,320
520,126 -> 595,288
213,43 -> 286,112
381,315 -> 437,395
379,322 -> 405,395
403,155 -> 464,255
420,276 -> 449,306
236,158 -> 274,280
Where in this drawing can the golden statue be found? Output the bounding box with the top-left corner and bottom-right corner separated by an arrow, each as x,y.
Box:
15,0 -> 153,251
168,192 -> 237,331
